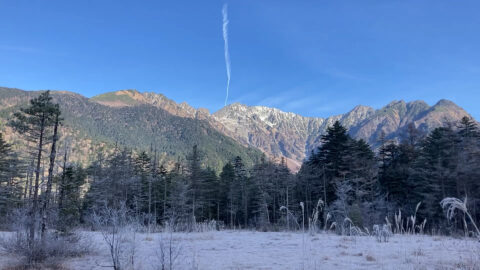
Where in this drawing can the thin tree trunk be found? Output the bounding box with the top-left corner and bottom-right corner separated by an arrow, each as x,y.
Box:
286,186 -> 289,231
58,146 -> 68,216
243,182 -> 248,228
28,166 -> 34,199
24,159 -> 34,200
29,113 -> 46,245
149,148 -> 157,227
41,111 -> 59,239
323,165 -> 328,229
163,178 -> 167,219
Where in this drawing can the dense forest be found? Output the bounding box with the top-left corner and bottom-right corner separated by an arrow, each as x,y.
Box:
1,91 -> 479,241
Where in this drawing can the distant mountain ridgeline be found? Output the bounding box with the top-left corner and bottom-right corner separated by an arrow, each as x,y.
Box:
0,87 -> 474,172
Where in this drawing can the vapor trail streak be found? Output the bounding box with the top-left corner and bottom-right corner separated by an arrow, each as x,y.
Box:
222,4 -> 231,106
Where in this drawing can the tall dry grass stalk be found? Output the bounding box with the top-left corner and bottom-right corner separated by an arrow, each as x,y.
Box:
308,199 -> 324,235
279,206 -> 300,230
342,217 -> 367,236
409,202 -> 422,235
394,209 -> 404,234
416,218 -> 427,235
391,202 -> 423,235
440,197 -> 480,239
324,212 -> 332,231
300,202 -> 305,234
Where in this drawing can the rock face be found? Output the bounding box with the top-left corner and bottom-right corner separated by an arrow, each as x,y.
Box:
213,100 -> 472,170
2,87 -> 472,172
347,100 -> 470,145
89,90 -> 473,171
212,104 -> 375,170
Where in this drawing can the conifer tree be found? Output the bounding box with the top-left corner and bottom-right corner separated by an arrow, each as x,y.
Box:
220,162 -> 235,227
0,133 -> 23,218
58,166 -> 86,231
9,91 -> 58,244
201,167 -> 219,220
134,151 -> 152,222
233,156 -> 249,228
410,127 -> 459,227
250,157 -> 274,229
186,145 -> 204,222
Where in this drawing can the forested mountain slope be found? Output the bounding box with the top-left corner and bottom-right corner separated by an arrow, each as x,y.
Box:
0,87 -> 263,171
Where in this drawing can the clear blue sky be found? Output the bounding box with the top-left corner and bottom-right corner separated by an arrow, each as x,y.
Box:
1,0 -> 479,119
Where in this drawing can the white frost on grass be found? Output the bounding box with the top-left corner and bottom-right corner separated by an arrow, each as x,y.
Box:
1,230 -> 479,269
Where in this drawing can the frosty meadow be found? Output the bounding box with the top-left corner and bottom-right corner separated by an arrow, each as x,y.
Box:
1,229 -> 480,270
2,1 -> 480,269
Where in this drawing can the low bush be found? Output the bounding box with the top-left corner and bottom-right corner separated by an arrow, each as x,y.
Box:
0,230 -> 91,266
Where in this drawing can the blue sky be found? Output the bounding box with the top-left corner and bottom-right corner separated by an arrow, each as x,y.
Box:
1,0 -> 480,119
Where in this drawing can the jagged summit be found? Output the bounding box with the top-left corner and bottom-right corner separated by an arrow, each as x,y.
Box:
211,99 -> 473,171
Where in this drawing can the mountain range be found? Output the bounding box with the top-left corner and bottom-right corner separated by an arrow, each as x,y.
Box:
0,87 -> 473,172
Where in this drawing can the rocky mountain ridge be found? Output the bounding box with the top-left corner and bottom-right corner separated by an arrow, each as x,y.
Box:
89,89 -> 472,171
1,87 -> 473,172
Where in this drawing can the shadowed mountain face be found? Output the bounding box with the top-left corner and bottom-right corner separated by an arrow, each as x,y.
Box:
0,87 -> 473,172
0,88 -> 263,172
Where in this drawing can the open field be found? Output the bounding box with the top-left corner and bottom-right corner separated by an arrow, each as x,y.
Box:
1,230 -> 479,270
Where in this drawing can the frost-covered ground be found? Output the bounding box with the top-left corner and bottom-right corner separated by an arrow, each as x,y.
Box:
1,230 -> 479,270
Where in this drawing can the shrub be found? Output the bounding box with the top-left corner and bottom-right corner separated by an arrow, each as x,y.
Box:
0,230 -> 90,266
156,232 -> 183,270
90,203 -> 137,270
348,203 -> 363,228
373,224 -> 391,242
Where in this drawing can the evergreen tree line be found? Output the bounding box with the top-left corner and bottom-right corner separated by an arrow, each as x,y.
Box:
297,119 -> 480,235
1,91 -> 479,236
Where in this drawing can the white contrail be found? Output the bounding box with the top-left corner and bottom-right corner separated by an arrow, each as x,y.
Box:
222,4 -> 231,106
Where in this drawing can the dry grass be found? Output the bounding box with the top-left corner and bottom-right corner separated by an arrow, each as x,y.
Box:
440,197 -> 480,239
2,262 -> 70,270
341,237 -> 353,242
2,230 -> 476,269
0,231 -> 91,265
412,248 -> 425,256
143,236 -> 153,241
365,255 -> 376,261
